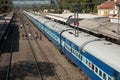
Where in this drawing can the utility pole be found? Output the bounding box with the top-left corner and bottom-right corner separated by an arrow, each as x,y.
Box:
118,7 -> 120,35
116,2 -> 120,40
74,5 -> 79,37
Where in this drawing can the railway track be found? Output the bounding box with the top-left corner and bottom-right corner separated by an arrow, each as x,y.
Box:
0,11 -> 88,80
21,16 -> 43,80
23,12 -> 87,80
0,13 -> 15,80
6,21 -> 15,80
23,14 -> 61,80
0,12 -> 42,80
10,12 -> 43,80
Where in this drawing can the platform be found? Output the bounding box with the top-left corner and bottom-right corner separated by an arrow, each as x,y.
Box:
46,13 -> 120,41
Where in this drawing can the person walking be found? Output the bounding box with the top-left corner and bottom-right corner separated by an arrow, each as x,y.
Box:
34,32 -> 38,39
39,32 -> 42,40
28,33 -> 32,40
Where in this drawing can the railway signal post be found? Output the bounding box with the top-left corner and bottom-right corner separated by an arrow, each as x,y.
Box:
74,5 -> 79,37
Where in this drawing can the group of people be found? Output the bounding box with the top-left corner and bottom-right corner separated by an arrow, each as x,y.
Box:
22,32 -> 42,40
19,24 -> 42,40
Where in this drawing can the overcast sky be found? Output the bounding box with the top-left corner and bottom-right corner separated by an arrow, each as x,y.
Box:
13,0 -> 50,5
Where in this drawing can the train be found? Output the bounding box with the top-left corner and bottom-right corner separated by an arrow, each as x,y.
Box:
24,11 -> 120,80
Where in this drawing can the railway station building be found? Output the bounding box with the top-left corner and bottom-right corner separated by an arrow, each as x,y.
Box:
98,0 -> 120,16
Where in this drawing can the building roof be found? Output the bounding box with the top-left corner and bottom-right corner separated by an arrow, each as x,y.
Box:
98,0 -> 115,9
98,0 -> 120,9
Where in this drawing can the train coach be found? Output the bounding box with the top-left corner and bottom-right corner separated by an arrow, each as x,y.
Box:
24,11 -> 120,80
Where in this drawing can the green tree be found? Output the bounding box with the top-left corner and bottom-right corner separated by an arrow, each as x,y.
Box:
53,0 -> 107,13
0,0 -> 13,13
93,4 -> 97,13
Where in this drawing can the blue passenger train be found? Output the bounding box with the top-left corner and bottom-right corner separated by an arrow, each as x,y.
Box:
25,11 -> 120,80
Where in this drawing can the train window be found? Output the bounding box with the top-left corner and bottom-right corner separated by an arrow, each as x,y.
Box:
79,54 -> 81,59
81,56 -> 83,61
99,70 -> 102,77
103,73 -> 106,80
89,62 -> 91,68
86,59 -> 88,64
95,67 -> 98,73
71,48 -> 73,52
92,64 -> 94,71
108,76 -> 112,80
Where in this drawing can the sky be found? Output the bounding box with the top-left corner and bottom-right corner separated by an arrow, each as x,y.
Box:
12,0 -> 51,5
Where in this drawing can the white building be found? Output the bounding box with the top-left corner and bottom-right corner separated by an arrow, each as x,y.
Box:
98,0 -> 120,16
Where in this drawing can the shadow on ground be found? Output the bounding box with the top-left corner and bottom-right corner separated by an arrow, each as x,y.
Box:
0,61 -> 56,80
1,21 -> 20,53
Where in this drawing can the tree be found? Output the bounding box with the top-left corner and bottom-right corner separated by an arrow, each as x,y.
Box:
51,0 -> 107,13
93,4 -> 97,13
0,0 -> 13,13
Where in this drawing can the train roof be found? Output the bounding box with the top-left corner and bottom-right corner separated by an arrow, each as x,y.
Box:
62,30 -> 120,72
62,30 -> 99,46
84,40 -> 120,72
25,11 -> 120,72
25,12 -> 71,32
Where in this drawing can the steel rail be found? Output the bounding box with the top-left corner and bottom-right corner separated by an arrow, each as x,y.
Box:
0,14 -> 14,55
24,14 -> 61,80
20,13 -> 43,80
5,24 -> 15,80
